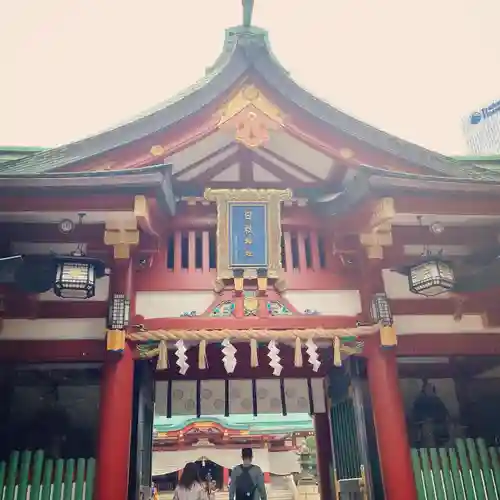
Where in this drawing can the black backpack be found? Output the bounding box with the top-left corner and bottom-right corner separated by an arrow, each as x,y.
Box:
235,465 -> 256,500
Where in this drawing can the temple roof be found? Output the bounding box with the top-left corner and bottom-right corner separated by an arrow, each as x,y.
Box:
454,155 -> 500,168
154,413 -> 314,434
0,146 -> 46,165
0,25 -> 489,181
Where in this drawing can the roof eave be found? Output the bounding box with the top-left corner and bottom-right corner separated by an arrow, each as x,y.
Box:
0,164 -> 176,215
313,166 -> 500,215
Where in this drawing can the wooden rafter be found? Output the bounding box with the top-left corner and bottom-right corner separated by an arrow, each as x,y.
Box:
172,143 -> 236,180
251,151 -> 311,185
239,146 -> 254,183
193,152 -> 240,184
259,147 -> 323,182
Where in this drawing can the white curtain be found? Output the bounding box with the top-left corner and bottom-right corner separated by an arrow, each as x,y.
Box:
268,451 -> 301,475
152,448 -> 300,476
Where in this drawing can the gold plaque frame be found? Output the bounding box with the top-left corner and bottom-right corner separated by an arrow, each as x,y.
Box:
204,188 -> 292,280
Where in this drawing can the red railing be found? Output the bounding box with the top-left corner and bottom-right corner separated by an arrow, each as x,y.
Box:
136,212 -> 354,291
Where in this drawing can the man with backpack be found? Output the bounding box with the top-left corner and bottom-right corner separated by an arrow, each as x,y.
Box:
229,448 -> 268,500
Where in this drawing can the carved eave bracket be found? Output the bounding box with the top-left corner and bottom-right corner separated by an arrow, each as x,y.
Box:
216,85 -> 285,149
104,219 -> 140,259
359,197 -> 395,259
103,195 -> 165,259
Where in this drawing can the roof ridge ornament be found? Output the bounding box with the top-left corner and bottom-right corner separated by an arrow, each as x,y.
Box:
242,0 -> 255,27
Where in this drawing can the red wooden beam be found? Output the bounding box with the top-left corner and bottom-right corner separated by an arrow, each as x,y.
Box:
394,334 -> 500,356
134,313 -> 361,331
239,146 -> 254,184
6,290 -> 499,321
0,339 -> 105,362
390,295 -> 500,316
1,222 -> 159,255
176,180 -> 296,190
1,223 -> 105,244
4,299 -> 108,319
394,195 -> 500,216
134,266 -> 359,291
157,206 -> 326,231
0,194 -> 135,212
391,225 -> 499,247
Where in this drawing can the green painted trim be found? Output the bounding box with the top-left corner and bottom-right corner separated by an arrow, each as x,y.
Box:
0,146 -> 47,153
154,414 -> 314,433
453,155 -> 500,162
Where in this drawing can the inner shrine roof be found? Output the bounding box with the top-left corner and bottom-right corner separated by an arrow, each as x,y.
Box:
154,413 -> 313,434
0,25 -> 492,183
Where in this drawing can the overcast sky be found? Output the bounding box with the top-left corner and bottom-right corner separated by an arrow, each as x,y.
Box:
1,0 -> 498,154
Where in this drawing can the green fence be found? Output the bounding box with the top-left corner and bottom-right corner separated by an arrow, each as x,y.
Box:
412,438 -> 500,500
0,451 -> 95,500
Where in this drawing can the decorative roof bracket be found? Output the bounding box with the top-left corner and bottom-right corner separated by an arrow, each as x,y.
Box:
359,197 -> 395,259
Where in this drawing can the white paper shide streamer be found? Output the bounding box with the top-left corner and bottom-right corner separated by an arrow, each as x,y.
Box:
267,340 -> 283,376
221,339 -> 237,374
175,340 -> 189,375
306,338 -> 321,372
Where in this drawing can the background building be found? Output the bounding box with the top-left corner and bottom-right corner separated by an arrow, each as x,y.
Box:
463,99 -> 500,155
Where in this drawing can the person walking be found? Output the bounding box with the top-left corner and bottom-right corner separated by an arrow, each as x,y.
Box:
229,448 -> 268,500
174,462 -> 213,500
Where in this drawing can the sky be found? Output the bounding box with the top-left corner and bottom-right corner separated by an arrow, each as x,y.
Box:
0,0 -> 499,155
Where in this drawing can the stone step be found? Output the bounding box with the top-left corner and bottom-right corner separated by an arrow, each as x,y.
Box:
162,487 -> 294,500
214,489 -> 293,500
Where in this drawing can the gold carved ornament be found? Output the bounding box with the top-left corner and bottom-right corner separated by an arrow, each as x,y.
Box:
216,85 -> 285,149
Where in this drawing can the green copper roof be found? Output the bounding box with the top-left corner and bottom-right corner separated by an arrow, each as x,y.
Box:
154,414 -> 314,434
454,155 -> 500,163
0,146 -> 46,164
452,155 -> 500,173
0,146 -> 46,153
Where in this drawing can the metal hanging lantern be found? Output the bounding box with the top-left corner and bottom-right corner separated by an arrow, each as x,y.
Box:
408,258 -> 455,297
53,255 -> 105,299
370,293 -> 393,325
108,293 -> 131,330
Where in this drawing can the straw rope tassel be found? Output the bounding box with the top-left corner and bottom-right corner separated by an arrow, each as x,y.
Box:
250,338 -> 259,367
333,336 -> 342,367
157,340 -> 168,370
198,340 -> 207,369
294,337 -> 303,367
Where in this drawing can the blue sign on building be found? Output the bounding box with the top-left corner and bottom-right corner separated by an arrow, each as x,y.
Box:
228,203 -> 268,268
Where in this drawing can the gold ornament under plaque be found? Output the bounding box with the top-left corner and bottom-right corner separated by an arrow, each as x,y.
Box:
216,85 -> 284,149
204,188 -> 292,285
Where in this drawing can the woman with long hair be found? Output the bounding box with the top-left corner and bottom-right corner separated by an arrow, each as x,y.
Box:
174,462 -> 211,500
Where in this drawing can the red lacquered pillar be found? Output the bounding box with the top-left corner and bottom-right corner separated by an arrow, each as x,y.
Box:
263,472 -> 271,484
95,259 -> 135,500
314,413 -> 333,500
366,341 -> 417,500
223,468 -> 230,490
